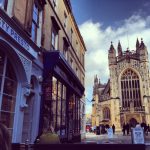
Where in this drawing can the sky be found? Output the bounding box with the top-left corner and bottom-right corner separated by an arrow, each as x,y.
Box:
71,0 -> 150,114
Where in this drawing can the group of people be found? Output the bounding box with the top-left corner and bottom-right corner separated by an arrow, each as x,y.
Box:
139,122 -> 150,135
122,122 -> 150,136
122,123 -> 130,135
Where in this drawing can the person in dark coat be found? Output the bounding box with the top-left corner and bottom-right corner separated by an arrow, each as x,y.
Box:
126,123 -> 130,135
112,124 -> 115,134
122,123 -> 126,136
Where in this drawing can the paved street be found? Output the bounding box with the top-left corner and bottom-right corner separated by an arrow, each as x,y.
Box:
81,132 -> 150,149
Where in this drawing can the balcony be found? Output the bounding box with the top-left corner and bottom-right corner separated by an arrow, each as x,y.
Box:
120,106 -> 145,113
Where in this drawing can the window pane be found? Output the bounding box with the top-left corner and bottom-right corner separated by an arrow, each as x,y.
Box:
1,94 -> 16,112
32,4 -> 39,23
33,11 -> 38,23
31,4 -> 39,42
51,27 -> 58,50
62,85 -> 66,99
51,31 -> 55,49
5,59 -> 17,81
52,76 -> 57,100
0,111 -> 14,129
31,23 -> 36,42
3,78 -> 17,97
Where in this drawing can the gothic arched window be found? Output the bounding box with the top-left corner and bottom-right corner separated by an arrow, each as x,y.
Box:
103,107 -> 110,120
121,69 -> 142,108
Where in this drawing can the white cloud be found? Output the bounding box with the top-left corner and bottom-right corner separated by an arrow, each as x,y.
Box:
79,15 -> 150,114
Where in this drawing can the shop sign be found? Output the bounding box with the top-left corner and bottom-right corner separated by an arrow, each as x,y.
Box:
0,17 -> 37,58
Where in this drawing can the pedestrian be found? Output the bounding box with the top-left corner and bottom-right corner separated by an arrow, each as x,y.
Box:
0,122 -> 11,150
126,123 -> 130,135
122,123 -> 126,136
145,124 -> 149,136
112,124 -> 115,134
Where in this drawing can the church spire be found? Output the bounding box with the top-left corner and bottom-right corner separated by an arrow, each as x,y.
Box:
94,75 -> 98,83
117,40 -> 122,56
136,38 -> 139,49
140,38 -> 146,49
136,38 -> 140,53
108,41 -> 116,65
109,41 -> 115,53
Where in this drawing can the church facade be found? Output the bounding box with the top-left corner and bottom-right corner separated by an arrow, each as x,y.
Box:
92,39 -> 150,131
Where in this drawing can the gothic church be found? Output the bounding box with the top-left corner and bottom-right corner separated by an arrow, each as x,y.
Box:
92,39 -> 150,131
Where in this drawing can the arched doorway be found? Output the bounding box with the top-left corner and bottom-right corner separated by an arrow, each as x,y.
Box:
129,118 -> 137,127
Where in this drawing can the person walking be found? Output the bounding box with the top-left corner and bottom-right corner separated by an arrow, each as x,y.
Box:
112,124 -> 115,134
122,123 -> 126,136
126,123 -> 130,135
0,122 -> 11,150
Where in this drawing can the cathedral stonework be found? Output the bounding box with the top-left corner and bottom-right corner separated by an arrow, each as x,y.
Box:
92,39 -> 150,131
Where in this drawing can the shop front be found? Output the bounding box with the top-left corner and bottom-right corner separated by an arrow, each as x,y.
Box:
0,8 -> 43,143
41,51 -> 84,143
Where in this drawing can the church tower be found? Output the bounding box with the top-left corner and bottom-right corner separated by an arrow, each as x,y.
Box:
92,38 -> 150,131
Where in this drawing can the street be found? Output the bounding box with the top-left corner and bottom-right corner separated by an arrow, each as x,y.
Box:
81,132 -> 150,149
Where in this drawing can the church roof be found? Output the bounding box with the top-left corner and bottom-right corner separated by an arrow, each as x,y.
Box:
101,79 -> 110,95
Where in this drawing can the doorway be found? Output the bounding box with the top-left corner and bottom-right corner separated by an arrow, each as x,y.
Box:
129,118 -> 137,127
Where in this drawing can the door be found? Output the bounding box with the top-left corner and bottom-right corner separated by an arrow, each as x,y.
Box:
129,118 -> 137,128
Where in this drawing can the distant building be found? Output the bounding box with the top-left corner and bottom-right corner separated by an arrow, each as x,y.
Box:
92,39 -> 150,131
86,113 -> 92,125
0,0 -> 86,143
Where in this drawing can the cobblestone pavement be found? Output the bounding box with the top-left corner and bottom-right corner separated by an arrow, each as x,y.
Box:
81,132 -> 150,149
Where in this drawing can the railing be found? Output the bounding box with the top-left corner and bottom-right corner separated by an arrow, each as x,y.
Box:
120,106 -> 145,113
117,50 -> 140,62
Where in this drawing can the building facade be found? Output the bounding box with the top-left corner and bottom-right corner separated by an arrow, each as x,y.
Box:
92,39 -> 150,132
41,0 -> 86,142
0,0 -> 86,144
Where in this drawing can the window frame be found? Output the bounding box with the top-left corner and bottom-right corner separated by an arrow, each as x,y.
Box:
31,3 -> 39,43
103,107 -> 110,120
121,69 -> 142,109
64,11 -> 67,28
51,26 -> 58,50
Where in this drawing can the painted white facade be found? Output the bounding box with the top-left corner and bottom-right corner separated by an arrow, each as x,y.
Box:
0,8 -> 43,143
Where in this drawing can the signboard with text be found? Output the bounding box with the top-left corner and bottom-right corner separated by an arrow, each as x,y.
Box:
0,17 -> 37,58
132,127 -> 144,144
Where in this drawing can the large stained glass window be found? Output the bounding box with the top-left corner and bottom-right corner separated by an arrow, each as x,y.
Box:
121,69 -> 142,108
